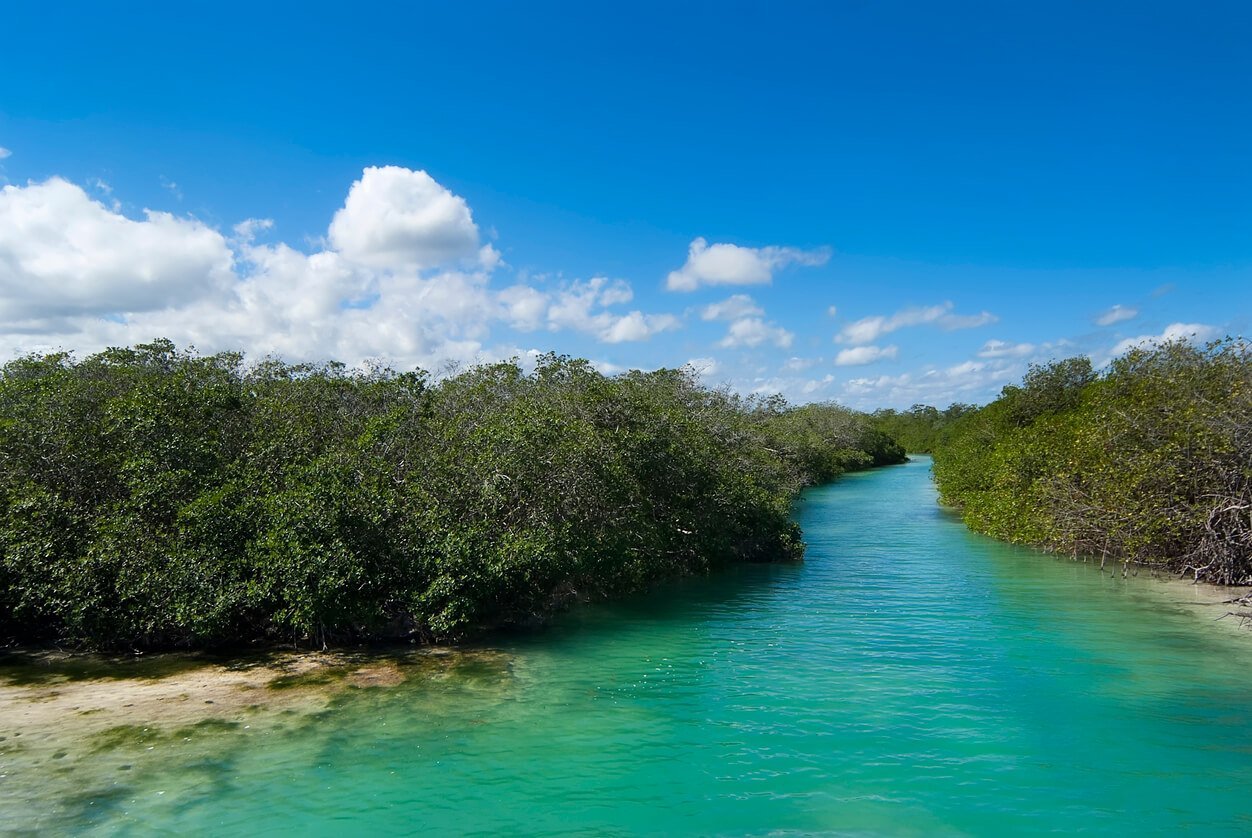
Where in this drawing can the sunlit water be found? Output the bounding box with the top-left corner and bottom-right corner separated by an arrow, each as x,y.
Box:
5,457 -> 1252,835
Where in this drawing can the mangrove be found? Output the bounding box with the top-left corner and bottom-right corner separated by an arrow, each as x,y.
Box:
0,340 -> 904,650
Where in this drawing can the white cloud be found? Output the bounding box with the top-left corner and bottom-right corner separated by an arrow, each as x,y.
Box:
685,356 -> 721,377
0,147 -> 11,160
498,284 -> 548,331
546,277 -> 680,343
834,344 -> 898,366
802,374 -> 836,394
837,301 -> 997,345
665,237 -> 829,292
718,317 -> 794,349
782,356 -> 820,372
841,357 -> 1020,409
0,177 -> 235,321
589,358 -> 626,376
232,217 -> 273,242
826,305 -> 838,317
328,165 -> 491,271
941,311 -> 998,330
746,373 -> 837,401
1096,304 -> 1138,326
1110,322 -> 1221,357
977,339 -> 1036,358
700,293 -> 764,321
843,372 -> 913,396
0,168 -> 686,370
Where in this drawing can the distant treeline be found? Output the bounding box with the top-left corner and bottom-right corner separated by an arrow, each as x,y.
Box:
932,339 -> 1251,585
0,340 -> 903,650
870,403 -> 976,453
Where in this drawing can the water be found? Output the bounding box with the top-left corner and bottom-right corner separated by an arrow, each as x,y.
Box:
5,457 -> 1252,834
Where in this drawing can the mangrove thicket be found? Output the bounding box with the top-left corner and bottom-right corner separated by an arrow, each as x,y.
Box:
932,339 -> 1252,585
0,340 -> 904,650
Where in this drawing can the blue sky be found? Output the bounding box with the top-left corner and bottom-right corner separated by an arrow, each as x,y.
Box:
1,1 -> 1248,408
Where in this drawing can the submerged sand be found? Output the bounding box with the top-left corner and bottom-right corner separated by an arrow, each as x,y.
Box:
0,645 -> 515,831
0,645 -> 514,741
1085,563 -> 1252,636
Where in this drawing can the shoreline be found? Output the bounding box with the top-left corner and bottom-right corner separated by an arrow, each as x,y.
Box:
1025,548 -> 1252,639
0,644 -> 516,831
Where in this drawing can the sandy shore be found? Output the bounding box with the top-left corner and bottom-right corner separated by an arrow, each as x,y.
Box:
0,645 -> 509,742
0,644 -> 515,831
2,570 -> 1248,744
1084,562 -> 1252,637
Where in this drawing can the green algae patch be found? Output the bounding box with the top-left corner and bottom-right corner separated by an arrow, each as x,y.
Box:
0,650 -> 217,688
267,669 -> 346,691
89,724 -> 162,753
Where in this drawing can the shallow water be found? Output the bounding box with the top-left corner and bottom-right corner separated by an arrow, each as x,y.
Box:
4,457 -> 1252,835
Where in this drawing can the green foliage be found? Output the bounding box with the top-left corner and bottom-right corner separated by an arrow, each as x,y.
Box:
0,342 -> 903,649
870,403 -> 976,453
932,340 -> 1252,584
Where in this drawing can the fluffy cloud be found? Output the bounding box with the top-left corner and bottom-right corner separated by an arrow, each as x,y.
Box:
327,165 -> 496,271
0,147 -> 11,160
834,344 -> 898,366
498,284 -> 549,331
1096,304 -> 1138,326
1110,322 -> 1221,356
0,177 -> 235,321
718,317 -> 794,349
0,169 -> 683,369
666,237 -> 829,292
700,293 -> 764,321
546,277 -> 680,343
837,301 -> 997,345
841,357 -> 1019,409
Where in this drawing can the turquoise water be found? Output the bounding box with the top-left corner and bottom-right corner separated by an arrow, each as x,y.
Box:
6,457 -> 1252,834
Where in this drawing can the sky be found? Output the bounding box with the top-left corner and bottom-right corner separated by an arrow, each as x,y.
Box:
0,1 -> 1249,409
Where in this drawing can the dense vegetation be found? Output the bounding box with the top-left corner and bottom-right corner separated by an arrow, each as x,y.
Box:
0,340 -> 904,650
932,339 -> 1252,585
871,403 -> 976,453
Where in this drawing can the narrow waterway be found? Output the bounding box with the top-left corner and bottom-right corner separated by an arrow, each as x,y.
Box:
4,457 -> 1252,834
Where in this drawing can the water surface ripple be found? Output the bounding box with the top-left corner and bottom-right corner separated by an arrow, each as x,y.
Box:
5,457 -> 1252,834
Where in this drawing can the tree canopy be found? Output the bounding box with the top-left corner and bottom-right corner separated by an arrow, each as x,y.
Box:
0,340 -> 904,650
932,340 -> 1252,584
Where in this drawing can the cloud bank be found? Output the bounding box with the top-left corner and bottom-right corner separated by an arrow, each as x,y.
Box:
0,167 -> 681,369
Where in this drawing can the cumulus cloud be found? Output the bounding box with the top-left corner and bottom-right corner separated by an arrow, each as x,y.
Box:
0,177 -> 235,320
665,237 -> 829,292
744,373 -> 837,401
718,317 -> 794,349
0,168 -> 684,369
1096,304 -> 1138,326
546,277 -> 680,343
834,344 -> 898,366
498,284 -> 549,331
700,293 -> 764,321
328,165 -> 497,271
1110,322 -> 1221,356
0,147 -> 11,160
837,301 -> 997,345
841,357 -> 1019,409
